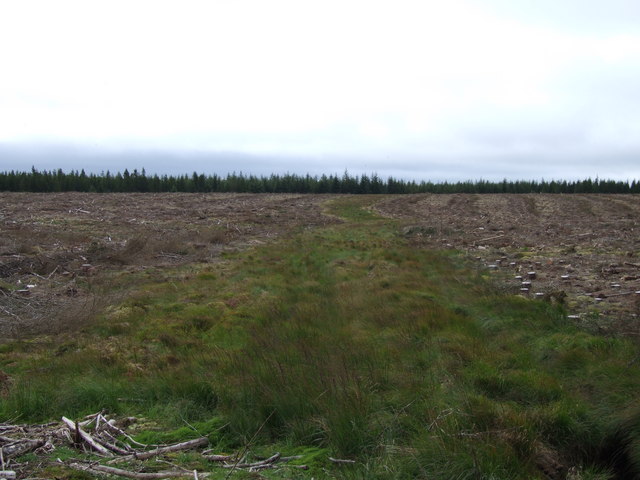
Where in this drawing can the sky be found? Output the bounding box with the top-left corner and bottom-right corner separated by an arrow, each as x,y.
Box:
1,0 -> 639,181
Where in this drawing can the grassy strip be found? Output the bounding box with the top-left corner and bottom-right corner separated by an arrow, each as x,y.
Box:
1,196 -> 639,478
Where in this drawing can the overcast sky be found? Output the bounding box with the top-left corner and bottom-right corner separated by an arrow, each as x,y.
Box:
1,0 -> 639,181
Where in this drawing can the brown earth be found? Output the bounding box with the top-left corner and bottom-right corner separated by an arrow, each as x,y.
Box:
1,192 -> 639,340
375,193 -> 640,337
0,192 -> 335,338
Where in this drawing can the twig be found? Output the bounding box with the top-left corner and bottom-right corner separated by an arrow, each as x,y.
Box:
224,410 -> 275,480
428,408 -> 455,432
101,419 -> 147,448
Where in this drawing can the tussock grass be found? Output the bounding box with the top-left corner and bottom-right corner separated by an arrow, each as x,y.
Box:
1,196 -> 639,478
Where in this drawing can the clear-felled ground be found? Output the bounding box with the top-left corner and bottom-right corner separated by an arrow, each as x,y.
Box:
0,192 -> 335,338
0,194 -> 639,479
2,192 -> 639,339
376,194 -> 640,337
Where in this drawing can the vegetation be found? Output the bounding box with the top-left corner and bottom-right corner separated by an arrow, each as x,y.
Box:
1,167 -> 639,194
1,196 -> 639,478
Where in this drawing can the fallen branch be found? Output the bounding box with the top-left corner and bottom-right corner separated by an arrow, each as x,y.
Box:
155,253 -> 184,259
203,454 -> 234,462
0,471 -> 16,479
607,291 -> 635,298
589,291 -> 635,299
94,435 -> 132,455
1,438 -> 45,459
278,454 -> 303,462
221,452 -> 280,469
62,416 -> 112,457
67,462 -> 206,479
111,437 -> 209,462
476,234 -> 505,243
329,457 -> 356,464
79,411 -> 104,426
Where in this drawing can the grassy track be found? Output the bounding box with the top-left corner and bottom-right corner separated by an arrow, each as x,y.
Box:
1,196 -> 639,479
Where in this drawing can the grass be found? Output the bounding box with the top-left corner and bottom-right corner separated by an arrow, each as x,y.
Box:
1,195 -> 639,478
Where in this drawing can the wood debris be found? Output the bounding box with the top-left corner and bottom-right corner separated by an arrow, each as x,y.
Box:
0,412 -> 310,479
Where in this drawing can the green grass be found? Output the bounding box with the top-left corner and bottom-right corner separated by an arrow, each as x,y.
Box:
1,196 -> 639,478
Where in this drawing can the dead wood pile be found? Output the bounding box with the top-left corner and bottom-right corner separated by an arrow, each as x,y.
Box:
0,412 -> 311,479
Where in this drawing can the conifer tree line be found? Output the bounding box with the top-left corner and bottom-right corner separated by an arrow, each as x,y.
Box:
1,167 -> 639,194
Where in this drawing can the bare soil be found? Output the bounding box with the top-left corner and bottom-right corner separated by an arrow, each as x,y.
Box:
0,192 -> 335,338
375,193 -> 640,337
